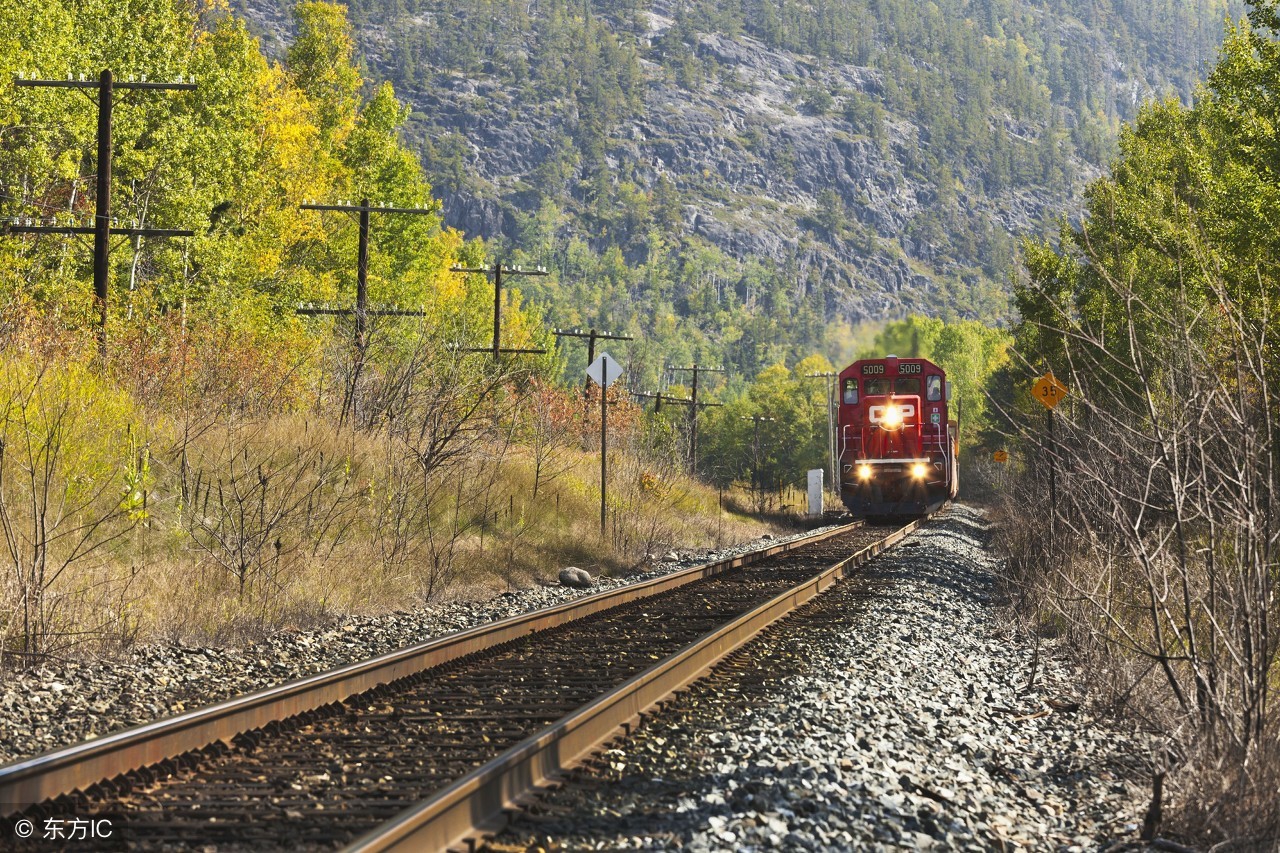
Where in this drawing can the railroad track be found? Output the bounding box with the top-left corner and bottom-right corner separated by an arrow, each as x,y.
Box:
0,517 -> 927,851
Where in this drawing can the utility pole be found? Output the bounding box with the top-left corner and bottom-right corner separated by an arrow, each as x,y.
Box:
449,262 -> 550,358
804,371 -> 838,491
298,198 -> 436,421
8,69 -> 196,357
635,388 -> 723,472
553,328 -> 633,393
299,198 -> 437,356
666,364 -> 725,472
633,390 -> 725,414
295,295 -> 432,422
631,390 -> 671,413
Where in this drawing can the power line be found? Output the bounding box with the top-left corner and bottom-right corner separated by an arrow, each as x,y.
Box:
6,69 -> 197,357
448,262 -> 550,359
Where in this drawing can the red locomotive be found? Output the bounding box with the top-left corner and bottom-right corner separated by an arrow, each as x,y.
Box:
837,355 -> 958,517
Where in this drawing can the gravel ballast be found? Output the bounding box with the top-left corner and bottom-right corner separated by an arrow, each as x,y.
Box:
489,505 -> 1154,851
0,525 -> 833,767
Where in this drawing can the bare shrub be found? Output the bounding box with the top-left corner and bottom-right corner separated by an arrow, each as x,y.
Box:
995,255 -> 1280,844
0,357 -> 142,666
516,377 -> 579,499
361,334 -> 534,599
182,419 -> 362,603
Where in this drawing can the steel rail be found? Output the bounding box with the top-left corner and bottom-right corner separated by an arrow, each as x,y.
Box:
347,516 -> 927,852
0,521 -> 861,815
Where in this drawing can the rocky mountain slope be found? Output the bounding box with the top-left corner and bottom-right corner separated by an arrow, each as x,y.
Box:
232,0 -> 1236,372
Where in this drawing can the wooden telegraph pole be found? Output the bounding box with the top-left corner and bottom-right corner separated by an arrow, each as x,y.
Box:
449,262 -> 550,358
298,198 -> 437,349
8,69 -> 197,357
632,390 -> 723,471
587,353 -> 623,538
553,328 -> 633,394
666,363 -> 725,472
805,370 -> 839,492
297,198 -> 436,420
633,390 -> 725,418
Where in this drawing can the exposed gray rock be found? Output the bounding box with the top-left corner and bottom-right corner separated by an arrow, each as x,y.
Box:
559,567 -> 595,588
231,0 -> 1120,323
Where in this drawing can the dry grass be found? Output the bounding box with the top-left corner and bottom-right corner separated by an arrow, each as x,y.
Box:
128,442 -> 768,646
0,347 -> 775,662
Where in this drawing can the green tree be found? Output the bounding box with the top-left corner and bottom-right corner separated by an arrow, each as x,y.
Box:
288,1 -> 362,149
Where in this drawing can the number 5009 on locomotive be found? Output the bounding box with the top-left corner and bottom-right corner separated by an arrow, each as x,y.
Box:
837,355 -> 958,518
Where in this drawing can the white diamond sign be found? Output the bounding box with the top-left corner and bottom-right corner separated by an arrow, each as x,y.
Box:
586,352 -> 623,388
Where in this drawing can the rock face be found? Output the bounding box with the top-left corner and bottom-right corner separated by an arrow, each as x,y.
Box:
387,33 -> 1037,320
227,0 -> 1121,322
231,0 -> 1219,324
558,567 -> 595,588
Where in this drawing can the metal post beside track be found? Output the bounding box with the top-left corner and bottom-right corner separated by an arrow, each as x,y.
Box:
1048,407 -> 1057,538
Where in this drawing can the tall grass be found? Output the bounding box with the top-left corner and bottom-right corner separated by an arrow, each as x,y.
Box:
0,316 -> 767,666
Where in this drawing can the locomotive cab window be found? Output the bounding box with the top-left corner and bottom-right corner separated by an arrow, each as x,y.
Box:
843,379 -> 858,404
865,378 -> 891,396
926,375 -> 942,401
894,377 -> 921,395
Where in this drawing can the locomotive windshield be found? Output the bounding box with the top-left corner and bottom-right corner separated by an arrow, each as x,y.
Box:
865,377 -> 922,395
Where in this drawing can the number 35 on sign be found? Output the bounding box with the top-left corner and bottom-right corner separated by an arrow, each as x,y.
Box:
1032,373 -> 1069,410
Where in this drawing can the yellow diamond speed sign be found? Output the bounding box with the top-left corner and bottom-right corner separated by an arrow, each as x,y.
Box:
1032,373 -> 1069,410
993,450 -> 1009,463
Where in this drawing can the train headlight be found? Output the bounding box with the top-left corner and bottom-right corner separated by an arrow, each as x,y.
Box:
911,463 -> 928,479
857,464 -> 873,481
881,406 -> 902,429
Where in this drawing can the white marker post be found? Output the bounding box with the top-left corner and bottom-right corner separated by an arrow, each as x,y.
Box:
807,469 -> 824,517
587,353 -> 624,538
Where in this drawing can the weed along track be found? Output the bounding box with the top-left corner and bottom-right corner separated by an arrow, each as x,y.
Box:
1,520 -> 925,851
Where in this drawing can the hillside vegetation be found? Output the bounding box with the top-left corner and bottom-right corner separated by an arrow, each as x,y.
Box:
232,0 -> 1237,389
